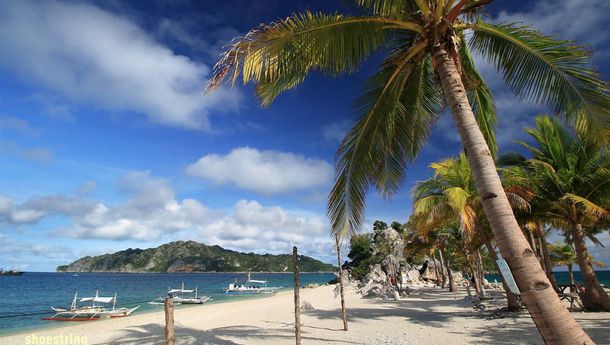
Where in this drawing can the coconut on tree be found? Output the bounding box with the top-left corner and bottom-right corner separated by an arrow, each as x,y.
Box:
206,1 -> 609,343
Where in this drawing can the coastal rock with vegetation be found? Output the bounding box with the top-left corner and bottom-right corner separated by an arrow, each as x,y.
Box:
56,241 -> 335,273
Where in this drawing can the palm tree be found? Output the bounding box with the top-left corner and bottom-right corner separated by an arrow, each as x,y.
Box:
334,235 -> 348,331
206,1 -> 609,342
549,242 -> 578,288
410,154 -> 523,309
500,115 -> 610,311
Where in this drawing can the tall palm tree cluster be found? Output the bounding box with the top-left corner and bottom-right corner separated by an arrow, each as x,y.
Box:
206,1 -> 610,343
408,116 -> 610,313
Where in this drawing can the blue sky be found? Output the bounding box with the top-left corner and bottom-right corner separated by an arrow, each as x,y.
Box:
0,0 -> 608,271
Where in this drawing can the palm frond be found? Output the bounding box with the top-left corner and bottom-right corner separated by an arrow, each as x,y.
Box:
328,45 -> 443,240
444,186 -> 469,212
470,21 -> 610,131
561,193 -> 609,220
207,12 -> 422,105
355,0 -> 419,18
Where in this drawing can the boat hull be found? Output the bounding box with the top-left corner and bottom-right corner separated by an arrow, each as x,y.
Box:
43,306 -> 140,321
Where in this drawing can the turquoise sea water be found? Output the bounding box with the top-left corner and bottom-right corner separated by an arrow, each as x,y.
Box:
0,272 -> 335,334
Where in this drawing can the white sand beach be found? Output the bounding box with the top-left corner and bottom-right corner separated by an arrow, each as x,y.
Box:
2,285 -> 608,345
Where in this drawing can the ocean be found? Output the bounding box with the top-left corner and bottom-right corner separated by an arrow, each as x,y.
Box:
1,271 -> 608,335
0,272 -> 335,335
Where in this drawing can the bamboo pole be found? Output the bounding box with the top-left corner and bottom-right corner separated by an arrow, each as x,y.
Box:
164,295 -> 175,345
292,246 -> 301,345
335,236 -> 348,331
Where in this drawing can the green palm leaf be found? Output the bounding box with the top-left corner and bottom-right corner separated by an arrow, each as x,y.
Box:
470,21 -> 610,132
207,12 -> 422,106
328,48 -> 442,239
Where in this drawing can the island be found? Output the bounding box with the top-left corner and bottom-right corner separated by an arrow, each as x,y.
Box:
57,240 -> 335,273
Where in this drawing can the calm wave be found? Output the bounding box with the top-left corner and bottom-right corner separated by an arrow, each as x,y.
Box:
0,272 -> 335,334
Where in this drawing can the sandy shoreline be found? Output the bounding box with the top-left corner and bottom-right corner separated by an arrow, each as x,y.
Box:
2,284 -> 608,345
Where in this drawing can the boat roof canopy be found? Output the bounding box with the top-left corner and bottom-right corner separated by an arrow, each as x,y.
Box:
168,289 -> 194,294
80,296 -> 115,303
249,279 -> 266,284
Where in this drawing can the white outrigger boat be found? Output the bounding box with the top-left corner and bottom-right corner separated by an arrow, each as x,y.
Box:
149,283 -> 211,305
225,273 -> 283,294
43,291 -> 139,321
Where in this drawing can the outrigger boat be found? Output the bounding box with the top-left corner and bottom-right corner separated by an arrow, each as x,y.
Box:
43,291 -> 139,321
149,283 -> 211,305
225,273 -> 283,294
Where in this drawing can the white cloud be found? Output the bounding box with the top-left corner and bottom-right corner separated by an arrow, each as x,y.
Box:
197,200 -> 332,258
322,120 -> 352,142
0,172 -> 335,262
494,0 -> 610,61
66,171 -> 210,240
0,0 -> 240,129
0,140 -> 54,163
186,147 -> 333,195
0,116 -> 40,137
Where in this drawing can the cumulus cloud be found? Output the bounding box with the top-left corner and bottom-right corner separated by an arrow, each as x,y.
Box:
494,0 -> 610,61
186,147 -> 333,195
0,0 -> 240,129
197,200 -> 333,257
0,171 -> 335,261
66,171 -> 209,240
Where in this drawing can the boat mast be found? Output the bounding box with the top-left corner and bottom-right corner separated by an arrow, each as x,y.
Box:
71,292 -> 78,310
113,292 -> 117,311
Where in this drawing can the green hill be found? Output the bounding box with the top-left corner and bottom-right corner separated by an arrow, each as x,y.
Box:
56,240 -> 335,273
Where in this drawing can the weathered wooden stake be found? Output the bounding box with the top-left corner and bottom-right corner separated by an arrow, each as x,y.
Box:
164,295 -> 175,345
292,246 -> 301,345
335,236 -> 348,331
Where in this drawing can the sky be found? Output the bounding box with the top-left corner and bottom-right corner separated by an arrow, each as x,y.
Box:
0,0 -> 608,271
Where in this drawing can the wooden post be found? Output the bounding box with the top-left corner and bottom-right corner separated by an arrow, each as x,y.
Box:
164,295 -> 175,345
292,246 -> 301,345
335,236 -> 348,331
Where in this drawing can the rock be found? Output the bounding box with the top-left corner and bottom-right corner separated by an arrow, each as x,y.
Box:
304,283 -> 320,289
301,301 -> 315,311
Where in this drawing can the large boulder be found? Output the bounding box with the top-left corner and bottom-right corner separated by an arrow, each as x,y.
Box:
400,266 -> 425,287
360,264 -> 397,299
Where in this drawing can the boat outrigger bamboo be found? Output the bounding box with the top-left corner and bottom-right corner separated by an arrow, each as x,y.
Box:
225,273 -> 283,294
43,291 -> 139,321
149,282 -> 211,305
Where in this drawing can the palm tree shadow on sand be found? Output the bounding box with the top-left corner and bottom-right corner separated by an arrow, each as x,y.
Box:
104,291 -> 609,344
104,321 -> 361,345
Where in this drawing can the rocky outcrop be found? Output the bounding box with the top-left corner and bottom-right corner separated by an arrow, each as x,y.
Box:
57,241 -> 336,273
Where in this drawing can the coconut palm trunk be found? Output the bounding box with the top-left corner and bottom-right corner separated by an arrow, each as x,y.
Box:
539,229 -> 559,292
571,223 -> 610,311
434,250 -> 443,287
466,254 -> 481,296
484,239 -> 521,310
441,245 -> 456,292
432,44 -> 593,344
335,237 -> 348,331
567,263 -> 576,290
476,249 -> 487,296
437,248 -> 447,288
